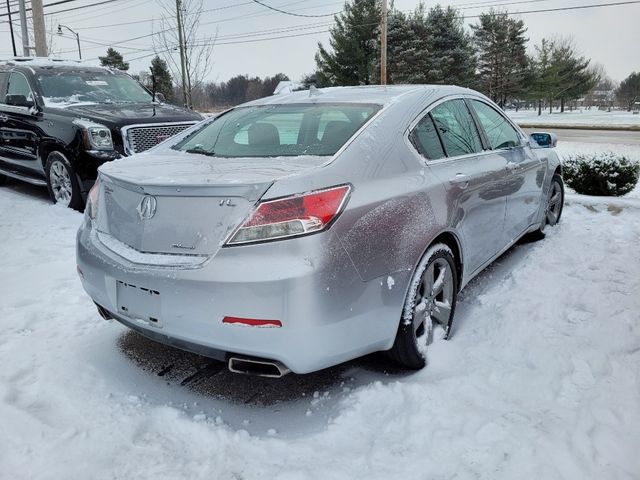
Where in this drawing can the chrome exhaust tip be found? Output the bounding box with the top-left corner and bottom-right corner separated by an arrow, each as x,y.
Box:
228,356 -> 290,378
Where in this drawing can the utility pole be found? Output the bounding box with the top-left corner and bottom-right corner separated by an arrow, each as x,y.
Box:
380,0 -> 387,85
31,0 -> 47,56
6,0 -> 17,56
175,0 -> 189,108
18,0 -> 30,57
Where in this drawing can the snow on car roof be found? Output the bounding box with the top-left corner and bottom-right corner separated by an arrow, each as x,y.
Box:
0,57 -> 110,71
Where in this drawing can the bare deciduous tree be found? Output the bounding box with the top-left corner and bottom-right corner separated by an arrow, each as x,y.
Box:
152,0 -> 216,108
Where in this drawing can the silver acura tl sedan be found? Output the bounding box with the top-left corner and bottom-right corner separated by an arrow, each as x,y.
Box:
76,85 -> 564,377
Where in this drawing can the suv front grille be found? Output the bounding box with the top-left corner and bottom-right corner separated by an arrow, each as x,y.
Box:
123,123 -> 196,154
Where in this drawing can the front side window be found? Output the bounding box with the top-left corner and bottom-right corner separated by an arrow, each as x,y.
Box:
430,99 -> 483,157
7,72 -> 33,100
37,71 -> 152,106
410,114 -> 445,160
471,100 -> 521,150
173,103 -> 380,158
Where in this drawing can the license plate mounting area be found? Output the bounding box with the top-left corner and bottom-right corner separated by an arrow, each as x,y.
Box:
116,280 -> 161,326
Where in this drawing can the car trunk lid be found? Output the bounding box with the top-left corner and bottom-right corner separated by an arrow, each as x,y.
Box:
96,152 -> 326,255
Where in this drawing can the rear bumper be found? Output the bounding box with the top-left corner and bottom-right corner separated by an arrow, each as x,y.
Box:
76,218 -> 409,374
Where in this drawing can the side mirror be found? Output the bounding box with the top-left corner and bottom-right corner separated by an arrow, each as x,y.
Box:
530,132 -> 558,149
153,92 -> 166,103
5,94 -> 34,108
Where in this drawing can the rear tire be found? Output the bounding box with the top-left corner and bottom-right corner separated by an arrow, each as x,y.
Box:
45,151 -> 84,211
387,243 -> 458,369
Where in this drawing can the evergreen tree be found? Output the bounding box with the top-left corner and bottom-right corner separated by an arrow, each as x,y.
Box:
615,72 -> 640,111
99,48 -> 130,71
315,0 -> 380,86
149,56 -> 173,102
471,10 -> 529,106
381,7 -> 428,84
422,5 -> 476,86
529,38 -> 598,113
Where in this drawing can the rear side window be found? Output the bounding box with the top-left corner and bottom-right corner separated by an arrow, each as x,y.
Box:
174,103 -> 380,158
410,114 -> 445,160
430,99 -> 483,157
471,100 -> 521,150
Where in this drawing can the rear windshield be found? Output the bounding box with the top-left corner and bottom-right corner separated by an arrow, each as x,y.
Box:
172,103 -> 380,158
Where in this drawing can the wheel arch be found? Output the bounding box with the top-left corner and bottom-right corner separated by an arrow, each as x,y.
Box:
39,141 -> 74,170
413,230 -> 464,293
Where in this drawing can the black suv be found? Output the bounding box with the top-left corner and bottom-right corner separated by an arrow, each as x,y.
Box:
0,58 -> 202,209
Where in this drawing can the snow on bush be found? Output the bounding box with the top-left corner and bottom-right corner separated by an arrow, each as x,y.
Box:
562,152 -> 640,196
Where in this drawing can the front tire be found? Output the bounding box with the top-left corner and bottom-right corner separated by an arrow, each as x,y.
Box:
387,243 -> 458,369
45,151 -> 84,211
527,173 -> 565,241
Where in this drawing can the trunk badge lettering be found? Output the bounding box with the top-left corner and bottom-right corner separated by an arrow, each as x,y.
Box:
137,195 -> 157,220
219,199 -> 236,207
171,243 -> 196,250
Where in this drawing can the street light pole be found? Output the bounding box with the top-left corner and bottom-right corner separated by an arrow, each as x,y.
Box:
58,24 -> 82,60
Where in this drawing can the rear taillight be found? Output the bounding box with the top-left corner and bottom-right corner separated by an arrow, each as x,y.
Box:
226,185 -> 351,246
87,176 -> 100,220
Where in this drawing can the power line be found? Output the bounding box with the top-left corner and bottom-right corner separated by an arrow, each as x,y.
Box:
44,0 -> 125,16
249,0 -> 339,17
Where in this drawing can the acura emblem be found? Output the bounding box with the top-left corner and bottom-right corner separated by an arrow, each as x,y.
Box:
137,195 -> 157,220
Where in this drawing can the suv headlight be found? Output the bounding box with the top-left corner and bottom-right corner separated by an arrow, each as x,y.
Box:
73,119 -> 114,151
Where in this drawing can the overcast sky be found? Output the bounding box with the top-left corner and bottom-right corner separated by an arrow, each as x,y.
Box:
1,0 -> 639,83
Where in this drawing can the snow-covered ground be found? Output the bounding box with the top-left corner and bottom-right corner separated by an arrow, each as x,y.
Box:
508,109 -> 640,128
1,148 -> 640,479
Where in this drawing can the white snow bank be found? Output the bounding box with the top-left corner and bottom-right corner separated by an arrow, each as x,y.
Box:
0,180 -> 639,479
508,109 -> 640,128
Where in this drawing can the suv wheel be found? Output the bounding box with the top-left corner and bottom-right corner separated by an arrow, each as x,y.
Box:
45,151 -> 84,210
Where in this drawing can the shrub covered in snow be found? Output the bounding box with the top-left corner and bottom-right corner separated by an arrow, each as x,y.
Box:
563,152 -> 640,196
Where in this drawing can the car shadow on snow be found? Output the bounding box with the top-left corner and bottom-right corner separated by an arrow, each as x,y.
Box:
117,330 -> 412,406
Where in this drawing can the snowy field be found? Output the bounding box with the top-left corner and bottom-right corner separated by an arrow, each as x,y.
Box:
1,148 -> 640,479
508,109 -> 640,128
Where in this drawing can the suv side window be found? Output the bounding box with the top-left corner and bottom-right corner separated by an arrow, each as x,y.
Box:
410,114 -> 445,160
7,72 -> 33,101
0,72 -> 8,100
470,100 -> 521,150
431,99 -> 483,157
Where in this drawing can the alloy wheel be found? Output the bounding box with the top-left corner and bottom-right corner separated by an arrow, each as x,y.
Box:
49,160 -> 73,206
412,257 -> 455,339
546,179 -> 563,226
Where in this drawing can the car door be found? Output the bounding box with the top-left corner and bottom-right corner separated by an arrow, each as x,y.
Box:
410,98 -> 511,275
0,71 -> 41,172
468,99 -> 544,243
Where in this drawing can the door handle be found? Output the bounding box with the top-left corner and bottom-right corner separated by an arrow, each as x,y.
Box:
449,173 -> 470,189
505,161 -> 521,171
